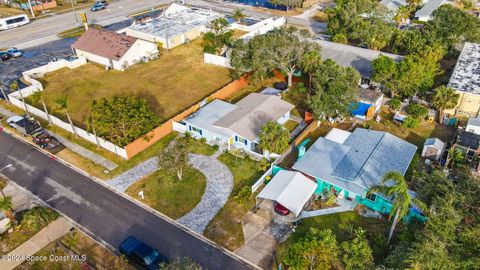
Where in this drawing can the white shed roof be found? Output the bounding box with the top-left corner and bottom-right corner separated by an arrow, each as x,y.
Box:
257,170 -> 317,216
325,128 -> 352,144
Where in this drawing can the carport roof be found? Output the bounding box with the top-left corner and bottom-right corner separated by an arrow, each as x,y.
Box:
257,170 -> 317,216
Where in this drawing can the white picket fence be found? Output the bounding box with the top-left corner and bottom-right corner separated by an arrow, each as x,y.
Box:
9,58 -> 129,159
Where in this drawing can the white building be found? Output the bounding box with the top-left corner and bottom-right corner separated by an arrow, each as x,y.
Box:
182,93 -> 294,156
125,3 -> 221,49
466,117 -> 480,135
71,28 -> 158,71
421,138 -> 445,161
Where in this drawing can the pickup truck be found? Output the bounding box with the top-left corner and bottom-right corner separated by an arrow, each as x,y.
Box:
7,115 -> 42,136
119,236 -> 167,270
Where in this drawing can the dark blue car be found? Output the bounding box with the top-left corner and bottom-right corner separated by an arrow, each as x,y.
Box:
119,236 -> 168,269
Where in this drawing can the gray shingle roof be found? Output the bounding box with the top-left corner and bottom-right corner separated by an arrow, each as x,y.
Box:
415,0 -> 448,19
315,40 -> 403,78
183,100 -> 237,137
213,93 -> 294,141
293,128 -> 417,195
380,0 -> 407,11
467,117 -> 480,127
447,43 -> 480,94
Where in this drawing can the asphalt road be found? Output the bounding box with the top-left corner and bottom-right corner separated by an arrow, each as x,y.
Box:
0,0 -> 327,49
0,0 -> 172,49
0,131 -> 254,270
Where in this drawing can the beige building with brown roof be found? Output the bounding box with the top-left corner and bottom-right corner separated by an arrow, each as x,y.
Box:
72,28 -> 158,71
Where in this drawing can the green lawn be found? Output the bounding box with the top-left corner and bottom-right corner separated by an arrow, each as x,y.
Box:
204,152 -> 263,251
126,167 -> 206,219
31,38 -> 232,128
185,137 -> 217,156
284,119 -> 299,132
0,207 -> 59,255
361,107 -> 455,149
276,212 -> 389,264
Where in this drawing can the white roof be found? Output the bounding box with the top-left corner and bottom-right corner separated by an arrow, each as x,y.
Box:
325,128 -> 352,144
424,137 -> 445,150
257,171 -> 317,216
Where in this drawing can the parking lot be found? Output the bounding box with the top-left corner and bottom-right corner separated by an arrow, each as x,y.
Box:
0,19 -> 132,97
0,38 -> 75,93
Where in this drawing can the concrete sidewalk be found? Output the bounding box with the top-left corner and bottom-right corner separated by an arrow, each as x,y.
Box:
0,106 -> 117,171
0,217 -> 73,270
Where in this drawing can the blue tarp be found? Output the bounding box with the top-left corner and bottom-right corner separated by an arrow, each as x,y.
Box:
351,102 -> 371,116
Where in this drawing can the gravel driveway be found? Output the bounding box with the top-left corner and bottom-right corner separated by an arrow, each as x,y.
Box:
177,151 -> 234,234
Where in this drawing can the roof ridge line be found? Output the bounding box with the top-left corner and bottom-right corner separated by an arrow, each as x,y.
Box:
352,130 -> 387,182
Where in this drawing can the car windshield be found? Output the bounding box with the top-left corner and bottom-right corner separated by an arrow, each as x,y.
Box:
144,249 -> 160,265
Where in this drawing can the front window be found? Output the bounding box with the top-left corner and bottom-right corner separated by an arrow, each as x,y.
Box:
366,193 -> 376,201
236,136 -> 248,145
190,126 -> 202,134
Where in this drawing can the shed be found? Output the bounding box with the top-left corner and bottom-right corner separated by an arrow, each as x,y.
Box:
325,128 -> 351,144
256,170 -> 317,217
466,117 -> 480,135
421,138 -> 445,161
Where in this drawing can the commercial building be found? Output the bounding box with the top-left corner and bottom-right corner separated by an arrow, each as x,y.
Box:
125,4 -> 221,49
446,42 -> 480,117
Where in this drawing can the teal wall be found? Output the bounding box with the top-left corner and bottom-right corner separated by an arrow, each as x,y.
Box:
315,179 -> 349,199
316,178 -> 426,222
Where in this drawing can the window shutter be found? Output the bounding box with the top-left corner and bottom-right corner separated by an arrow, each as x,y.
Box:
189,126 -> 192,131
235,136 -> 238,141
244,139 -> 247,146
199,130 -> 203,135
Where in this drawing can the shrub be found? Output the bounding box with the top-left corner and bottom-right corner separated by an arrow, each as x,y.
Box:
403,117 -> 420,128
389,98 -> 402,111
324,194 -> 337,207
234,186 -> 252,204
213,144 -> 219,151
407,103 -> 428,118
332,33 -> 348,44
199,137 -> 207,144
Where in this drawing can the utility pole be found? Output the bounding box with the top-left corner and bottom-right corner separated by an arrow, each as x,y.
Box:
70,0 -> 79,26
27,0 -> 35,18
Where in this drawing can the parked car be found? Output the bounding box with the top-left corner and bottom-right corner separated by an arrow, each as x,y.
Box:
0,51 -> 10,61
274,202 -> 290,216
7,115 -> 42,136
91,2 -> 107,11
7,48 -> 22,58
119,236 -> 167,270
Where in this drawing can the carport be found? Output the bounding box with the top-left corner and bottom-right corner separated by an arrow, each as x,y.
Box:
256,170 -> 317,217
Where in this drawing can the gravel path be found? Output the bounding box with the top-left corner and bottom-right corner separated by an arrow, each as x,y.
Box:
106,148 -> 234,234
177,150 -> 234,234
106,157 -> 158,192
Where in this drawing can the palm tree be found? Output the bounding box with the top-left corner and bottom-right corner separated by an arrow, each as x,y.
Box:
31,90 -> 52,124
432,86 -> 460,124
0,85 -> 9,104
232,8 -> 246,23
10,80 -> 29,115
300,50 -> 322,92
259,121 -> 290,158
54,95 -> 78,137
369,171 -> 425,243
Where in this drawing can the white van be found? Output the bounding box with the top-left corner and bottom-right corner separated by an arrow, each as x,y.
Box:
0,14 -> 30,30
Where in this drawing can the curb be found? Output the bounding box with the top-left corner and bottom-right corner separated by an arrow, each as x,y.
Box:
0,127 -> 260,270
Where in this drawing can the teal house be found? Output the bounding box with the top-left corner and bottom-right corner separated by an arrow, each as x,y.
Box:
292,128 -> 424,221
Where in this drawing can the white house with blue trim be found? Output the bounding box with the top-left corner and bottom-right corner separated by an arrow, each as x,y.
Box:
183,93 -> 294,155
